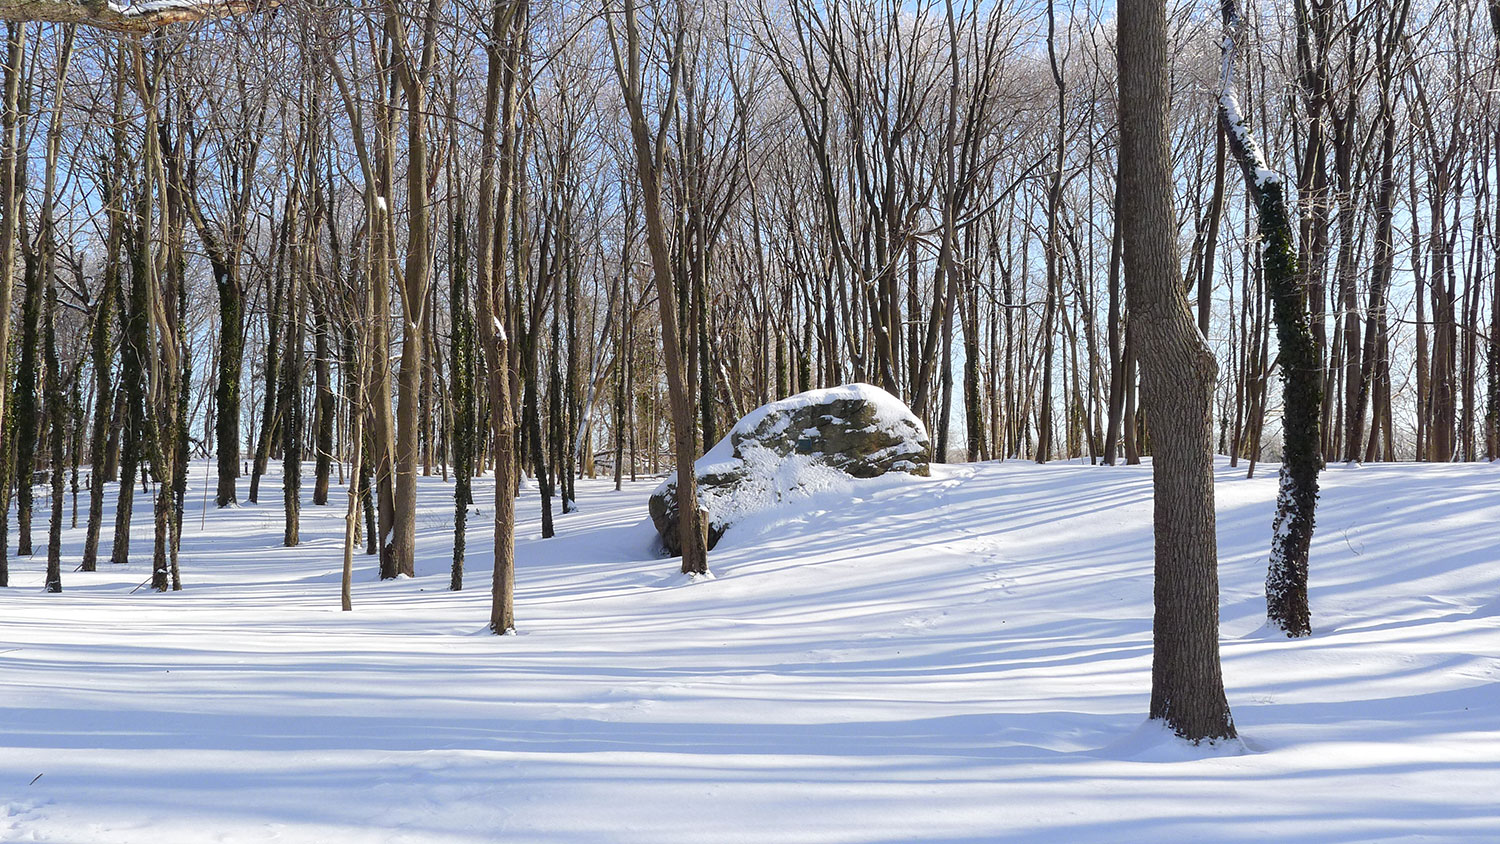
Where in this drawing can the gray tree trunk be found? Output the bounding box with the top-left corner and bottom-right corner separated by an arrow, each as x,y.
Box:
1119,0 -> 1237,742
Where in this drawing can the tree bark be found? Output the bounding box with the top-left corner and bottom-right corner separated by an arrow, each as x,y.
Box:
1120,0 -> 1237,742
1220,0 -> 1320,638
608,0 -> 708,575
0,0 -> 276,32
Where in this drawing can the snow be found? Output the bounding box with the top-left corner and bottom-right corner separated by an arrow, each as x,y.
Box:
119,0 -> 204,16
656,382 -> 930,531
696,443 -> 881,529
715,383 -> 929,452
1218,89 -> 1280,190
1218,9 -> 1282,191
2,458 -> 1499,842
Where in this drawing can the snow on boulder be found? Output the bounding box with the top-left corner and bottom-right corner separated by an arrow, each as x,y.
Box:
649,383 -> 931,555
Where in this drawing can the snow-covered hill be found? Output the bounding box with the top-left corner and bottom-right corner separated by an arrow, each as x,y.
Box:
1,459 -> 1497,842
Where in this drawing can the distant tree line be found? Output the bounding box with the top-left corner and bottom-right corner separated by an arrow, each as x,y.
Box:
0,0 -> 1488,661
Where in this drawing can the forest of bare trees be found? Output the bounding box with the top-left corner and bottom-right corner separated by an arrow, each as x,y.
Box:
0,0 -> 1492,720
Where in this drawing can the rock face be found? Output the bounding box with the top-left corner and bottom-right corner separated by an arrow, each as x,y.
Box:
649,383 -> 931,555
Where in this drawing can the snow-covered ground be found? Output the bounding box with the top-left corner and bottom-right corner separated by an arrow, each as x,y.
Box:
2,458 -> 1498,842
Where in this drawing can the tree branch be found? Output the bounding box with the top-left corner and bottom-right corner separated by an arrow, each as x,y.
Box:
0,0 -> 277,34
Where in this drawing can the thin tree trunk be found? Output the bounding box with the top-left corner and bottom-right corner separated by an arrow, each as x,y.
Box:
1221,0 -> 1320,638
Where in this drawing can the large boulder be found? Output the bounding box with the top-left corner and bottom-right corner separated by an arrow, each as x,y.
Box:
649,383 -> 930,555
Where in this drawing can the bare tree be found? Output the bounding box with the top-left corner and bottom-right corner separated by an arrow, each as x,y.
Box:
1220,0 -> 1320,638
606,0 -> 709,574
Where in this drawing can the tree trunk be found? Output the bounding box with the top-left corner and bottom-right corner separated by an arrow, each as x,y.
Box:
1121,0 -> 1236,742
16,246 -> 41,560
39,25 -> 72,591
0,23 -> 23,587
609,0 -> 708,575
1220,0 -> 1320,638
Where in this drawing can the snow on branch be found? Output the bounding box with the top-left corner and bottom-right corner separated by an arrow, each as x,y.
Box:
1217,0 -> 1281,201
0,0 -> 278,33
